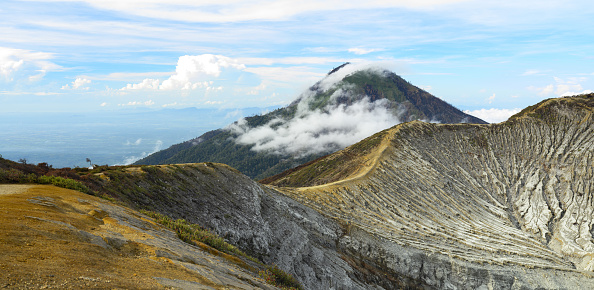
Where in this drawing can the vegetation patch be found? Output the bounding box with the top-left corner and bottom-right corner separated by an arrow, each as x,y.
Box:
259,264 -> 302,290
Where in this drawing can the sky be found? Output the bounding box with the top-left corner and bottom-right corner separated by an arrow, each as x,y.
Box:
1,0 -> 593,123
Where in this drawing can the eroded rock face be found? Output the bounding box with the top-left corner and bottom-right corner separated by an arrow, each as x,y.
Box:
277,95 -> 594,288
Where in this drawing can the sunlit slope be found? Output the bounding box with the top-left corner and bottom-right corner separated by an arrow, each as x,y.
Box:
0,185 -> 275,289
276,94 -> 594,272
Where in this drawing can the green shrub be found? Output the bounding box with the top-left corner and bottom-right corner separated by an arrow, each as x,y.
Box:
37,175 -> 90,193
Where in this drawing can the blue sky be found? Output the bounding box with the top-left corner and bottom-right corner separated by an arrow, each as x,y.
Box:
1,0 -> 593,122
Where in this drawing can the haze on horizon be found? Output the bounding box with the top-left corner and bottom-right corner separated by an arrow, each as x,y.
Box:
1,0 -> 592,124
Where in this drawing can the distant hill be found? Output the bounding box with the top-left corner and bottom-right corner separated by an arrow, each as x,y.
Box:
134,63 -> 486,179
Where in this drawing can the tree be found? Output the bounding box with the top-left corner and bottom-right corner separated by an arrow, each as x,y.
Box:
18,158 -> 27,164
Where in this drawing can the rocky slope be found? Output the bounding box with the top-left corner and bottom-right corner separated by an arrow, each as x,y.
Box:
3,94 -> 592,289
135,63 -> 485,180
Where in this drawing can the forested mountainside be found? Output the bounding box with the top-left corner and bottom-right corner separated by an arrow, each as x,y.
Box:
135,63 -> 485,180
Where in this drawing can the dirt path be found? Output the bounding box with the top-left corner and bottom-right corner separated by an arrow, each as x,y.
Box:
0,184 -> 32,195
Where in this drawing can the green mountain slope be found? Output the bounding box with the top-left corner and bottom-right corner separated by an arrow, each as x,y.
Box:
135,64 -> 486,179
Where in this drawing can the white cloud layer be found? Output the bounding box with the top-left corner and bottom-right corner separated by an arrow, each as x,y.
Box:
229,98 -> 400,156
35,0 -> 469,23
464,108 -> 521,123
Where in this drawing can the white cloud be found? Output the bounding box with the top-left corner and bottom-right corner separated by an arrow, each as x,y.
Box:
521,69 -> 545,76
161,102 -> 178,108
554,77 -> 588,96
159,54 -> 245,90
62,77 -> 92,90
238,56 -> 347,66
348,48 -> 381,55
487,93 -> 496,104
313,62 -> 396,92
247,82 -> 267,95
464,108 -> 521,123
119,140 -> 163,165
229,97 -> 401,157
528,77 -> 591,97
528,84 -> 554,96
560,89 -> 593,97
0,47 -> 60,82
122,54 -> 245,91
100,102 -> 107,107
118,100 -> 155,106
243,66 -> 325,84
121,78 -> 160,90
125,138 -> 142,146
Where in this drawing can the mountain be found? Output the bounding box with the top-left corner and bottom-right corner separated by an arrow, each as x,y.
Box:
134,63 -> 486,179
2,94 -> 594,289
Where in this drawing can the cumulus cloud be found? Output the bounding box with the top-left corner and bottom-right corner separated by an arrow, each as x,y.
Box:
122,54 -> 244,91
464,108 -> 521,123
0,47 -> 60,82
229,97 -> 401,157
62,78 -> 91,90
